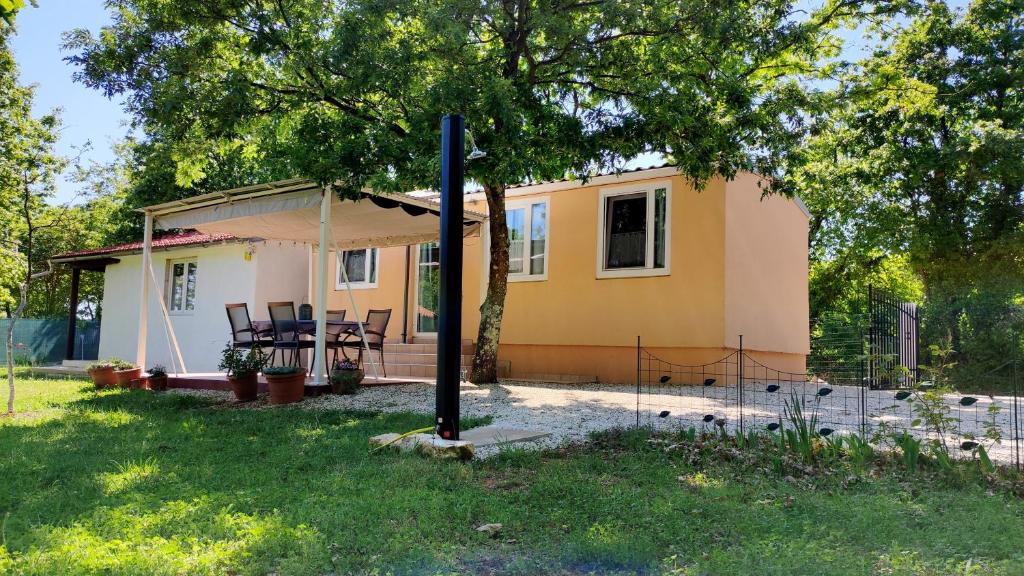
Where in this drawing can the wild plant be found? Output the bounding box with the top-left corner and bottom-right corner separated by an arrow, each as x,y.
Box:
782,392 -> 819,463
843,434 -> 875,469
893,431 -> 922,470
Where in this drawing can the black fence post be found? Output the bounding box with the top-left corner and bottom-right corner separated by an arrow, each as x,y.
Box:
635,335 -> 641,430
1014,359 -> 1021,472
738,334 -> 744,435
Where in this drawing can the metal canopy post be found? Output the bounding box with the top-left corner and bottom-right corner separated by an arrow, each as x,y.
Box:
436,114 -> 464,440
136,210 -> 153,368
313,187 -> 331,385
64,267 -> 81,360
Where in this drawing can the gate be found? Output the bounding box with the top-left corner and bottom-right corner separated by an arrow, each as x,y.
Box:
868,285 -> 920,388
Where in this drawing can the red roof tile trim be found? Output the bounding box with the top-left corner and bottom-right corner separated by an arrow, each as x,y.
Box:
52,231 -> 239,261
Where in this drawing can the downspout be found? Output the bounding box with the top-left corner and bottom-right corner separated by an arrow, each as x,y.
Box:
401,245 -> 411,343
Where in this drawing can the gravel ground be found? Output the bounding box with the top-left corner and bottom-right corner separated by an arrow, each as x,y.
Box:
171,380 -> 1023,462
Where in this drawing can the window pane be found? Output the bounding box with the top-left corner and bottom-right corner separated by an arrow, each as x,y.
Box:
507,208 -> 525,274
605,193 -> 647,269
530,202 -> 546,275
654,188 -> 667,269
170,262 -> 185,311
417,243 -> 440,333
368,248 -> 378,283
185,262 -> 198,310
342,250 -> 367,283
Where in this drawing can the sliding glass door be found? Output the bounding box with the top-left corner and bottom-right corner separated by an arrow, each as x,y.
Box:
415,242 -> 440,334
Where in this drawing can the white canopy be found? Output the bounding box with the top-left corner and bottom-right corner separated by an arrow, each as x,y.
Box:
136,178 -> 484,384
147,178 -> 484,249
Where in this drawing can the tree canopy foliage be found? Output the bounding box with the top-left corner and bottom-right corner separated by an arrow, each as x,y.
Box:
66,0 -> 857,380
796,0 -> 1024,373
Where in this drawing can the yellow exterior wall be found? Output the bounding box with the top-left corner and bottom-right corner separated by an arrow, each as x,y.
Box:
309,168 -> 809,383
313,245 -> 410,342
723,173 -> 810,360
482,174 -> 727,349
312,234 -> 484,344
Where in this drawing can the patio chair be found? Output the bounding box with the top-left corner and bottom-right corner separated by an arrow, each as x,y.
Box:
225,303 -> 274,354
323,310 -> 348,370
340,308 -> 392,378
267,301 -> 314,368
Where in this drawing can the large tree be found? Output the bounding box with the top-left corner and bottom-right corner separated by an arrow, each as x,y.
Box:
795,0 -> 1024,372
68,0 -> 854,381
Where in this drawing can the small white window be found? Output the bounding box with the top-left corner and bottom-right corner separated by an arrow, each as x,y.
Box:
597,183 -> 670,278
336,248 -> 379,289
166,258 -> 198,313
506,197 -> 548,281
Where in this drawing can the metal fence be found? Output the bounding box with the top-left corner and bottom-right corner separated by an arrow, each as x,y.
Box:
636,339 -> 1023,471
0,319 -> 99,365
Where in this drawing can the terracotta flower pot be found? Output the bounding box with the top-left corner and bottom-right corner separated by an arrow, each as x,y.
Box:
265,372 -> 305,405
148,374 -> 168,392
330,368 -> 364,395
228,372 -> 259,402
88,366 -> 116,388
114,367 -> 142,388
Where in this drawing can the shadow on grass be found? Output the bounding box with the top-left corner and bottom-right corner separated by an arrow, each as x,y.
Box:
1,385 -> 1023,575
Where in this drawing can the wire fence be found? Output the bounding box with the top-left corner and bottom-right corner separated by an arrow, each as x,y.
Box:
636,338 -> 1023,471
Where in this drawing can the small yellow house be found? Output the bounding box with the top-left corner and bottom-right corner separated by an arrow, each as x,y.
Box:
59,165 -> 808,384
316,165 -> 810,383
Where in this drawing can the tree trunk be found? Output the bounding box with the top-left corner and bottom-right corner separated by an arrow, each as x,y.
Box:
6,266 -> 53,415
6,282 -> 28,415
470,183 -> 509,383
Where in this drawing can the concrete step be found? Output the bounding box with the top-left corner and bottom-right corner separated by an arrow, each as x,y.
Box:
62,359 -> 95,368
381,352 -> 475,365
30,365 -> 88,377
382,362 -> 511,379
382,342 -> 476,355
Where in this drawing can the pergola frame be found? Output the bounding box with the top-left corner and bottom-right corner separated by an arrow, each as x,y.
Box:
135,179 -> 485,386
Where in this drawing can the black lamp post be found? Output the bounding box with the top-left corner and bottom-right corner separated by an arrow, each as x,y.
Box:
435,114 -> 465,440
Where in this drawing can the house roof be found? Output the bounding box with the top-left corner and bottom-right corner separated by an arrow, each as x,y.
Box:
51,231 -> 241,263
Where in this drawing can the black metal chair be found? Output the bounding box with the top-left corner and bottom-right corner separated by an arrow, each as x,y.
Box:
267,301 -> 314,368
340,309 -> 391,378
323,310 -> 348,369
225,303 -> 274,354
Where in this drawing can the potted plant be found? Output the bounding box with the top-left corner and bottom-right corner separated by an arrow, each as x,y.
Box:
263,365 -> 305,405
147,364 -> 169,391
87,361 -> 117,388
219,344 -> 264,402
330,359 -> 363,395
113,359 -> 142,388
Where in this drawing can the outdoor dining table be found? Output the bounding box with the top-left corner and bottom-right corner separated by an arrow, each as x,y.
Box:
251,319 -> 361,338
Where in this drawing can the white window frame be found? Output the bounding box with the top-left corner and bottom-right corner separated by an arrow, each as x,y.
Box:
506,196 -> 549,282
596,182 -> 672,279
335,248 -> 379,290
165,257 -> 198,315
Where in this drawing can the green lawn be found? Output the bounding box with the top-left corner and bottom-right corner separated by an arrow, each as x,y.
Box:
1,374 -> 1023,575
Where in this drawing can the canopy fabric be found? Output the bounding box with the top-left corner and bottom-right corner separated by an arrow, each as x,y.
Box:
148,180 -> 484,250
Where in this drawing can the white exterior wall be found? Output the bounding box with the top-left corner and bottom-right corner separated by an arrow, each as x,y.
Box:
98,241 -> 309,372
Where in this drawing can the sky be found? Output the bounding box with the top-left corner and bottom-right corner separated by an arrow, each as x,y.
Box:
11,0 -> 124,204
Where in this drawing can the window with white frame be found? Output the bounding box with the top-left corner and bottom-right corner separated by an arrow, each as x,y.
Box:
506,198 -> 548,280
597,184 -> 670,278
336,248 -> 379,289
166,258 -> 198,313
